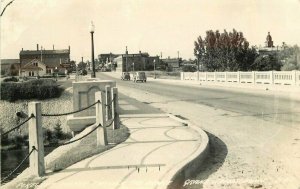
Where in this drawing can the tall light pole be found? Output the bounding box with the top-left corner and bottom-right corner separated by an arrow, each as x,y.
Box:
125,46 -> 128,72
132,62 -> 134,72
153,59 -> 156,79
90,22 -> 95,78
197,52 -> 200,81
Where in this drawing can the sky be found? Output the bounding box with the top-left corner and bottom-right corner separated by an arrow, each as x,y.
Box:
1,0 -> 300,62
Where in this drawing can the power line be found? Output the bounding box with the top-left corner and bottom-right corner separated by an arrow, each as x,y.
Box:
0,0 -> 15,17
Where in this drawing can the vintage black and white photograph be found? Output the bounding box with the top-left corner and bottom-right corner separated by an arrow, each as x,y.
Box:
0,0 -> 300,188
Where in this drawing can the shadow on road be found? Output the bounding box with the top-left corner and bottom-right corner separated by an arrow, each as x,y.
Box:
169,132 -> 228,189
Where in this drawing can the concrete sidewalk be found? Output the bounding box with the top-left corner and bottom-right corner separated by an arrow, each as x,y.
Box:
37,95 -> 208,189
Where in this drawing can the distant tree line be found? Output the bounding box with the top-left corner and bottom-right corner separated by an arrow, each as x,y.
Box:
194,29 -> 300,72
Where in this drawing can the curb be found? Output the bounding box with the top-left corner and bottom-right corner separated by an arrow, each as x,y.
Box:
156,113 -> 210,189
120,113 -> 169,118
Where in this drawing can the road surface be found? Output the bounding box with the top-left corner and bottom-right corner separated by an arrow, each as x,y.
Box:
97,72 -> 300,189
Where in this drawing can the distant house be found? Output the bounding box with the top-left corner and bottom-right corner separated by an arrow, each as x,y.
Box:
114,51 -> 159,72
100,49 -> 159,72
98,53 -> 120,64
19,44 -> 70,76
0,59 -> 20,76
21,59 -> 46,77
161,57 -> 182,69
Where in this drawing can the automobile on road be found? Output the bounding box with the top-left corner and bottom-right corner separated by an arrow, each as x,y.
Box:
133,71 -> 147,83
121,72 -> 131,80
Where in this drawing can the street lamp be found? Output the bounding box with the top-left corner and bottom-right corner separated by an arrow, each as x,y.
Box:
153,59 -> 156,79
197,51 -> 200,81
90,21 -> 96,78
132,62 -> 135,72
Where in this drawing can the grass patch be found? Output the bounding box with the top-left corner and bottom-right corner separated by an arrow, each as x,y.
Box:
46,124 -> 130,172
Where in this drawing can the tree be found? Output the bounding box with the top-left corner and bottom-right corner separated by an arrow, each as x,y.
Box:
194,29 -> 258,71
182,65 -> 197,72
68,60 -> 76,73
279,45 -> 300,71
77,61 -> 87,71
53,121 -> 63,140
252,54 -> 281,71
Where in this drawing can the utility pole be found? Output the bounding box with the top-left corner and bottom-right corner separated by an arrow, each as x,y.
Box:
125,46 -> 128,72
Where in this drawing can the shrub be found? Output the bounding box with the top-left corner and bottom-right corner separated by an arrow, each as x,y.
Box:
182,65 -> 197,72
3,76 -> 19,82
0,79 -> 64,102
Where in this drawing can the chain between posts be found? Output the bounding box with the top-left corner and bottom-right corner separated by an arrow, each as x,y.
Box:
105,97 -> 115,107
59,123 -> 102,146
41,100 -> 100,117
0,114 -> 35,137
0,146 -> 36,184
105,114 -> 116,127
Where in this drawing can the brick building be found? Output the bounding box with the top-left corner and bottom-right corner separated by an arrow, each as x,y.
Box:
114,51 -> 159,72
19,44 -> 71,76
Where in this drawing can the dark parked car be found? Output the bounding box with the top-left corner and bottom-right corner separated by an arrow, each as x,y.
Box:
121,72 -> 131,80
133,71 -> 146,82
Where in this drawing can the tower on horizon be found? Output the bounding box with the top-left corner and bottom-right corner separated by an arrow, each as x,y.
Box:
265,32 -> 274,48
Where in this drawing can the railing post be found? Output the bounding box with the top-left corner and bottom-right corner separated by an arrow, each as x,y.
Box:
214,71 -> 216,82
95,91 -> 108,146
292,70 -> 297,85
237,71 -> 241,83
252,71 -> 256,84
111,87 -> 120,130
270,71 -> 274,84
205,72 -> 207,81
105,85 -> 112,121
28,102 -> 45,177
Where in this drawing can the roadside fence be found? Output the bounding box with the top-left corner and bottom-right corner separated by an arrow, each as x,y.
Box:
0,87 -> 119,183
181,71 -> 300,86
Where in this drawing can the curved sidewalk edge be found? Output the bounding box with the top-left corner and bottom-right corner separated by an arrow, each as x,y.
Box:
158,113 -> 210,189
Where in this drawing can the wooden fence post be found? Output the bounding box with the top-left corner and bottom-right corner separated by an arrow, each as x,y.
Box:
105,85 -> 112,121
95,91 -> 108,146
111,87 -> 120,130
28,102 -> 45,177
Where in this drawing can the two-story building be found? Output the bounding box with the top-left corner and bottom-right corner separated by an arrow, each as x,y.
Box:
19,44 -> 71,76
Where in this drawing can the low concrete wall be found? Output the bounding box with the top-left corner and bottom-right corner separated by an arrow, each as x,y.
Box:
182,71 -> 300,86
67,80 -> 116,133
157,114 -> 210,189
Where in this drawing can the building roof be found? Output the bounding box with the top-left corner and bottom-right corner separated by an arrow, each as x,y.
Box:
20,49 -> 70,55
1,59 -> 20,65
22,60 -> 45,71
161,58 -> 179,63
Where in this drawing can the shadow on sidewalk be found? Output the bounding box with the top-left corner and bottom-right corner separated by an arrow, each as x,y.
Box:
168,132 -> 228,189
119,95 -> 162,115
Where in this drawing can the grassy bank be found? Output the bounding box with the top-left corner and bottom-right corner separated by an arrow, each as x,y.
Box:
0,88 -> 73,140
2,123 -> 129,189
47,123 -> 129,172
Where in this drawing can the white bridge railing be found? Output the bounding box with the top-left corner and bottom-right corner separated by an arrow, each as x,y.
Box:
181,71 -> 300,86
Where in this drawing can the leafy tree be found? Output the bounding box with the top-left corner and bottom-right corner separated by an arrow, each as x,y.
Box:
252,54 -> 281,71
77,61 -> 87,71
279,45 -> 300,71
194,29 -> 258,71
182,65 -> 197,72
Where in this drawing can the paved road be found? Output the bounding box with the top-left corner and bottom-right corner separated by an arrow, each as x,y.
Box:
97,72 -> 300,189
97,73 -> 300,128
